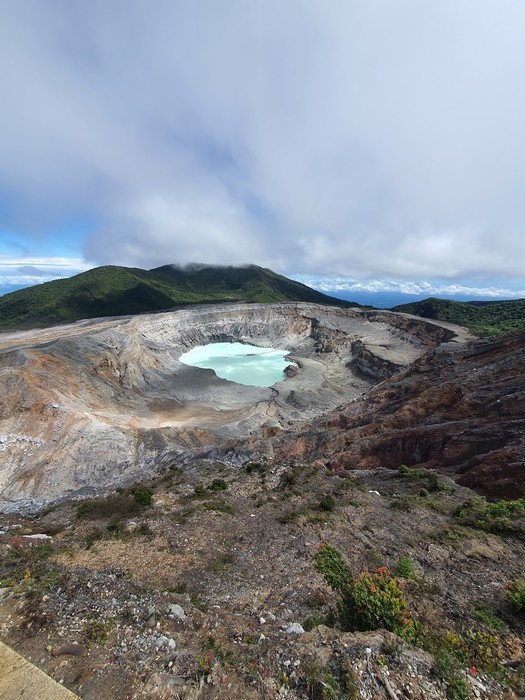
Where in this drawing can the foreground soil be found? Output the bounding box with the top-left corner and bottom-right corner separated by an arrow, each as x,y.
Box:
0,462 -> 524,699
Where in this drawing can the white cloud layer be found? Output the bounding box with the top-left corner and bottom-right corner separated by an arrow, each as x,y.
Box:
0,256 -> 93,289
1,1 -> 525,282
293,275 -> 525,299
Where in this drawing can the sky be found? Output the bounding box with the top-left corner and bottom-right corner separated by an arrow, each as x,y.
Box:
1,0 -> 525,303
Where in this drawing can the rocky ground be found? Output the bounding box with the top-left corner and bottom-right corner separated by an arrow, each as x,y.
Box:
0,461 -> 524,699
2,303 -> 525,698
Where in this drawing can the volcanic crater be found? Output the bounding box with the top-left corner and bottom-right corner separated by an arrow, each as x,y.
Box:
0,302 -> 468,512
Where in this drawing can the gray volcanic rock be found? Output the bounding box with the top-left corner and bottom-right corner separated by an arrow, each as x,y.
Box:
0,302 -> 466,511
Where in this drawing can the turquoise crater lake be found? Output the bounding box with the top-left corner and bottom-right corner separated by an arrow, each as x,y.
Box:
179,342 -> 292,387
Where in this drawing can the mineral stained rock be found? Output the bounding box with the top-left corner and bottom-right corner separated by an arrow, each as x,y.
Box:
267,331 -> 525,499
0,302 -> 464,511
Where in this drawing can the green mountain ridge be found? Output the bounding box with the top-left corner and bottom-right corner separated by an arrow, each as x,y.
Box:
393,296 -> 525,336
0,263 -> 353,330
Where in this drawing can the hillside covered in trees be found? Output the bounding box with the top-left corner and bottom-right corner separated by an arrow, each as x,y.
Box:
393,297 -> 525,336
0,264 -> 352,330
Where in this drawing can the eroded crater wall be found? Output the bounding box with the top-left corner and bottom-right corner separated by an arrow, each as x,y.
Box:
0,303 -> 464,511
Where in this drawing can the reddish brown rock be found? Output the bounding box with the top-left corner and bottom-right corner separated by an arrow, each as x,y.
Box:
268,332 -> 525,499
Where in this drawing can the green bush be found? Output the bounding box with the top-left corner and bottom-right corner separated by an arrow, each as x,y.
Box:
300,659 -> 341,700
398,464 -> 417,478
455,497 -> 525,535
472,602 -> 504,630
398,465 -> 446,492
76,493 -> 142,519
506,579 -> 525,613
426,471 -> 447,492
314,543 -> 354,594
85,617 -> 114,644
132,484 -> 153,506
314,544 -> 420,642
395,556 -> 416,580
446,677 -> 470,700
106,517 -> 124,537
209,478 -> 228,492
431,628 -> 505,694
318,495 -> 336,512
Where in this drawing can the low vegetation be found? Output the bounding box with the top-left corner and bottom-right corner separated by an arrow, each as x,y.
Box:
398,464 -> 447,492
76,483 -> 154,520
314,543 -> 421,643
1,462 -> 524,698
454,496 -> 525,536
507,579 -> 525,614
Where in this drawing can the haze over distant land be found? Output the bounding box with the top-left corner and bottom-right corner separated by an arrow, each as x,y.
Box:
1,2 -> 525,302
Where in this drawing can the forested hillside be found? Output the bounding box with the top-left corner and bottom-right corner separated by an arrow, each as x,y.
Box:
0,264 -> 352,330
393,297 -> 525,335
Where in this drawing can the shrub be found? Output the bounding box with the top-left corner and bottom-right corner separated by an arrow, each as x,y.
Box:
106,517 -> 124,537
303,614 -> 326,632
201,500 -> 235,515
300,659 -> 341,700
0,542 -> 61,591
279,510 -> 299,524
132,484 -> 153,506
398,464 -> 417,478
456,498 -> 525,535
245,462 -> 263,474
431,628 -> 505,694
85,617 -> 114,644
426,471 -> 447,492
314,543 -> 354,593
208,551 -> 234,572
446,677 -> 470,700
472,602 -> 504,630
398,465 -> 446,492
280,469 -> 297,488
390,496 -> 415,512
76,492 -> 143,519
506,579 -> 525,613
395,556 -> 416,580
318,495 -> 336,512
209,478 -> 228,492
314,544 -> 420,642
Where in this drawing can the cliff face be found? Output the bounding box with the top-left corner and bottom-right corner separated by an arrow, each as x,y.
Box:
0,303 -> 462,511
265,332 -> 525,499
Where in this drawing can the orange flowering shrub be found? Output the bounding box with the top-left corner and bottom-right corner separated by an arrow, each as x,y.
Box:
315,544 -> 420,643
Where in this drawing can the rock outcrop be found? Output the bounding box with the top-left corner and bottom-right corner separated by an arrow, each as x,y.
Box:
265,332 -> 525,499
0,302 -> 463,511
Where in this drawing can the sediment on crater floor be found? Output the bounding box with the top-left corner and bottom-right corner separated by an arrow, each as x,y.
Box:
0,302 -> 465,511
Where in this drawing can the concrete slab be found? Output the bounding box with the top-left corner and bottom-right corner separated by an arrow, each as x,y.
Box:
0,641 -> 80,699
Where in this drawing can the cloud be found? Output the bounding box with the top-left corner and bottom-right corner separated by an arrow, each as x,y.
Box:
0,255 -> 93,290
17,265 -> 45,275
293,274 -> 525,299
1,1 -> 525,281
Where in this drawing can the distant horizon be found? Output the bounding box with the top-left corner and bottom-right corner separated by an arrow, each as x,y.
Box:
326,290 -> 525,309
